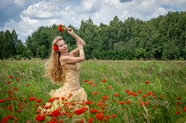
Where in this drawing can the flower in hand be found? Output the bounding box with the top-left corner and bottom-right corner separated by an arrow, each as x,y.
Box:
58,24 -> 66,32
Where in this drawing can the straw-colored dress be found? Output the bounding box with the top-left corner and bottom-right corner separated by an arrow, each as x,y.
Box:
39,63 -> 87,113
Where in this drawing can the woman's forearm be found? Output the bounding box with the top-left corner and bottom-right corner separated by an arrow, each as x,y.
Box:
71,32 -> 86,45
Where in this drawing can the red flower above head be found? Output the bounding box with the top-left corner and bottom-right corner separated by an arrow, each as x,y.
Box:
53,45 -> 58,51
58,24 -> 66,32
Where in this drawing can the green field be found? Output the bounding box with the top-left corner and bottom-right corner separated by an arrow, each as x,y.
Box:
0,59 -> 186,123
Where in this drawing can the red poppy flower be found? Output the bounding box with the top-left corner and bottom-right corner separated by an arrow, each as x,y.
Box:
145,101 -> 150,106
0,99 -> 5,103
88,118 -> 94,123
9,75 -> 13,79
36,99 -> 42,103
125,89 -> 130,93
177,101 -> 181,105
16,78 -> 20,81
90,109 -> 99,114
145,81 -> 150,84
183,106 -> 186,112
95,113 -> 104,122
45,105 -> 52,109
176,112 -> 181,115
97,102 -> 103,107
140,101 -> 144,106
50,108 -> 62,117
114,94 -> 119,97
102,95 -> 109,101
74,107 -> 88,115
105,115 -> 110,121
126,100 -> 131,105
1,115 -> 14,122
6,81 -> 11,84
147,91 -> 153,96
35,114 -> 45,121
112,114 -> 117,119
53,45 -> 58,51
84,101 -> 92,105
58,24 -> 66,32
26,84 -> 29,87
108,85 -> 112,89
84,80 -> 88,82
48,98 -> 56,103
29,97 -> 36,101
138,90 -> 143,93
93,92 -> 98,95
13,88 -> 18,91
142,94 -> 147,99
118,101 -> 125,105
102,79 -> 107,82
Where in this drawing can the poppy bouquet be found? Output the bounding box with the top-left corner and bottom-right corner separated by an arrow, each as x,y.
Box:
58,24 -> 66,32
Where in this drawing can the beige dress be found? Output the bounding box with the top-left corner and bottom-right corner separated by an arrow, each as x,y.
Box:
39,63 -> 87,113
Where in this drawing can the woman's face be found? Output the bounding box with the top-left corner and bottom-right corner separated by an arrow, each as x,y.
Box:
56,40 -> 68,53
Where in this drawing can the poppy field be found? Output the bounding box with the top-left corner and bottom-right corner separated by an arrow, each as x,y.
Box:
0,59 -> 186,123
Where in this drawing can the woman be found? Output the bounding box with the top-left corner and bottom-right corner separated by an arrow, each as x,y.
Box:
39,28 -> 88,114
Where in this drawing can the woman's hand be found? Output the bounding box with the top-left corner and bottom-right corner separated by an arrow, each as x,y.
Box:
76,40 -> 84,49
67,28 -> 74,34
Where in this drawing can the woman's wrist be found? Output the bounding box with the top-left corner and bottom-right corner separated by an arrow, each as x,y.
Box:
79,48 -> 84,56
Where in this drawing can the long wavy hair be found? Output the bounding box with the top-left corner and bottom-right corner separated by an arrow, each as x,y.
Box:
45,36 -> 64,84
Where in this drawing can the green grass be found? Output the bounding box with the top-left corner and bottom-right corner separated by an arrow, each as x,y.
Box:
0,59 -> 186,123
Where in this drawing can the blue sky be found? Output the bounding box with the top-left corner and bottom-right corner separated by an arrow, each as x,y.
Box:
0,0 -> 186,42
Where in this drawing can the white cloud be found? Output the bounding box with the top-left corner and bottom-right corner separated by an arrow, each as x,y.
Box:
1,0 -> 185,42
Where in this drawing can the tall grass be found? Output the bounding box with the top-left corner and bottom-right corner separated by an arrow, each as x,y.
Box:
0,59 -> 186,123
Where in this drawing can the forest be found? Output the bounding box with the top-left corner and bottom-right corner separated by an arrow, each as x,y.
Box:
0,11 -> 186,60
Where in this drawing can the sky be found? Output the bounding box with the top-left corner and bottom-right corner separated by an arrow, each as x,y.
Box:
0,0 -> 186,42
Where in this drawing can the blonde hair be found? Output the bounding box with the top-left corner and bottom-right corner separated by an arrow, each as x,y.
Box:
45,36 -> 64,84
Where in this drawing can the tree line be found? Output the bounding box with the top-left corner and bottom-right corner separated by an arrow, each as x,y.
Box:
0,11 -> 186,60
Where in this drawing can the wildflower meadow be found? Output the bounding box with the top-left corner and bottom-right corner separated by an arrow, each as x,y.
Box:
0,59 -> 186,123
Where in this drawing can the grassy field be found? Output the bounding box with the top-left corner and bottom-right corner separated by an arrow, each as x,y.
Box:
0,59 -> 186,123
